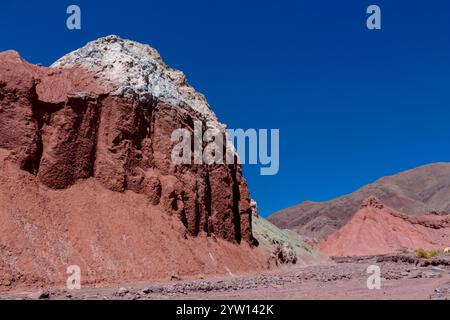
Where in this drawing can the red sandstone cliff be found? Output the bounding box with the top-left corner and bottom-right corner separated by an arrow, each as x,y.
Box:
0,36 -> 269,291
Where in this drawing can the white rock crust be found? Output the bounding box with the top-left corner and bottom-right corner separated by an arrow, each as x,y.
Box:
52,35 -> 239,160
51,35 -> 219,124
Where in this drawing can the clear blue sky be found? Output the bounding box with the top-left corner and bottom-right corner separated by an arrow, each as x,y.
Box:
1,1 -> 449,217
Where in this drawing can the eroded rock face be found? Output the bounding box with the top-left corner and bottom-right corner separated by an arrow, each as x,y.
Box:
0,36 -> 253,244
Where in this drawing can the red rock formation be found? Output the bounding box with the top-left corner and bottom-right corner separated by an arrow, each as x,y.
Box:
320,196 -> 450,257
0,44 -> 252,245
0,37 -> 267,291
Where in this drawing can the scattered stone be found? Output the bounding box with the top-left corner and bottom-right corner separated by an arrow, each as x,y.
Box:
170,274 -> 181,281
406,271 -> 422,279
27,290 -> 50,300
422,271 -> 442,279
116,287 -> 129,296
430,282 -> 450,300
431,266 -> 446,273
140,288 -> 152,294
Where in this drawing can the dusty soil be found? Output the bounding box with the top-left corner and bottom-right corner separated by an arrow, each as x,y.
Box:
2,254 -> 449,300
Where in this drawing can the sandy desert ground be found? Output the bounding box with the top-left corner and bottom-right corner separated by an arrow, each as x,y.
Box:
2,254 -> 449,300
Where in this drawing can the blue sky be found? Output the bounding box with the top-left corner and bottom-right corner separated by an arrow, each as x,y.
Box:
1,1 -> 449,217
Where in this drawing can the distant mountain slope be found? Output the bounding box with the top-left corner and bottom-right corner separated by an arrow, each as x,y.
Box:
320,196 -> 450,257
268,163 -> 450,240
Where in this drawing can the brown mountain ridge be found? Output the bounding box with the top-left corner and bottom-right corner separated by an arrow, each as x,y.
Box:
268,162 -> 450,240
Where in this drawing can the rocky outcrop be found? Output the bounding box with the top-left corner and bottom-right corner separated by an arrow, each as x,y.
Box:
0,36 -> 253,245
0,36 -> 273,291
252,213 -> 327,267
